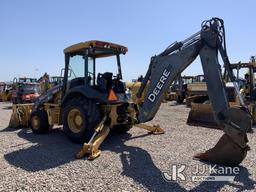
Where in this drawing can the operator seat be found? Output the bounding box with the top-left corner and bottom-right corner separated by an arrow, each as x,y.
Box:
97,72 -> 113,93
68,76 -> 93,90
113,75 -> 126,93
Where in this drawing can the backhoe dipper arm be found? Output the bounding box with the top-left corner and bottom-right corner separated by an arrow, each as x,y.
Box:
136,18 -> 250,166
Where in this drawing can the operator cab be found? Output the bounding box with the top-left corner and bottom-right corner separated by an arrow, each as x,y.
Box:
62,40 -> 128,103
51,76 -> 64,86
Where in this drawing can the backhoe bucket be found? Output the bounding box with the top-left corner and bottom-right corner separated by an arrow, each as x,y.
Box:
8,104 -> 33,128
194,107 -> 251,166
194,134 -> 248,166
187,103 -> 220,129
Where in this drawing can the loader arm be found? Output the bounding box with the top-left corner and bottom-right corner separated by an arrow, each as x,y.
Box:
136,18 -> 251,165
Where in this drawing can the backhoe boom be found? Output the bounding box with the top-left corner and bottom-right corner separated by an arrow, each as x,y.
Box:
136,18 -> 250,165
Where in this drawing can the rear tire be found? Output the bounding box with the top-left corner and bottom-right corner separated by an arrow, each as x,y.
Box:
30,110 -> 50,134
63,97 -> 101,143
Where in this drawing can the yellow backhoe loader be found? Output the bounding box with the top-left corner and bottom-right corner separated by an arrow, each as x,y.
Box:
167,74 -> 208,105
167,75 -> 194,103
9,18 -> 251,166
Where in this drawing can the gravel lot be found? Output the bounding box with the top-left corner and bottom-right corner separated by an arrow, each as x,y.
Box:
0,101 -> 255,192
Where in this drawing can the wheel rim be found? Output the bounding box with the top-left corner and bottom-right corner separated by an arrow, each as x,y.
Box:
67,108 -> 84,133
31,116 -> 40,130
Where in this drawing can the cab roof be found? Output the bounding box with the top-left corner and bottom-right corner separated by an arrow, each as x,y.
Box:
64,40 -> 128,58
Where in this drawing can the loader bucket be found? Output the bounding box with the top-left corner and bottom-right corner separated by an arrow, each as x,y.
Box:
187,103 -> 221,129
9,104 -> 33,128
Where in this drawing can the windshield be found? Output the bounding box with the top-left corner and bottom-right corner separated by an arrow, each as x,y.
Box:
95,56 -> 118,76
66,52 -> 121,88
51,77 -> 63,84
19,84 -> 39,93
195,75 -> 205,82
68,55 -> 85,81
19,78 -> 37,83
183,78 -> 194,84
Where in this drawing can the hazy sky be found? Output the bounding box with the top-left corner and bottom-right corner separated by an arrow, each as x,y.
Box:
0,0 -> 255,81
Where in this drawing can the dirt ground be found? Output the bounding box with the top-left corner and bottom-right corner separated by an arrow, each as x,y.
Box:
0,101 -> 255,192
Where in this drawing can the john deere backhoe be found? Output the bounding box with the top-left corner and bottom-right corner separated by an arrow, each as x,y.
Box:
10,18 -> 251,166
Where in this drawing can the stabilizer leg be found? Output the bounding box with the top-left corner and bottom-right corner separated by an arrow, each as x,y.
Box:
135,123 -> 165,134
76,116 -> 110,160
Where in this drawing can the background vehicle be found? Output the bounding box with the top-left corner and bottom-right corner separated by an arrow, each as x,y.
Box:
0,82 -> 12,102
12,78 -> 40,104
10,18 -> 251,166
50,76 -> 63,87
167,75 -> 193,103
38,73 -> 63,94
167,75 -> 207,104
18,77 -> 37,83
187,59 -> 256,129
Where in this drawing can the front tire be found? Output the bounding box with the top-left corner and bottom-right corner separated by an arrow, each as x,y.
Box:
62,97 -> 101,143
30,110 -> 50,134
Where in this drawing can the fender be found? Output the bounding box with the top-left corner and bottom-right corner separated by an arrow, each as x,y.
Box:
61,85 -> 108,107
